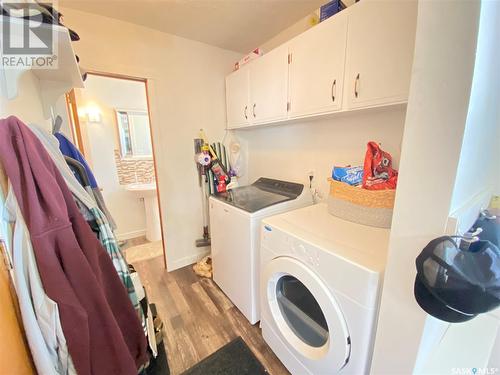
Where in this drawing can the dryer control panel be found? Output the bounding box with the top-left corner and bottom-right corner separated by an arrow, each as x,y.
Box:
291,241 -> 320,267
262,222 -> 320,268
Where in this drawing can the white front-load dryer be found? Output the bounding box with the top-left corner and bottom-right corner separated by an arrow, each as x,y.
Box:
260,204 -> 390,374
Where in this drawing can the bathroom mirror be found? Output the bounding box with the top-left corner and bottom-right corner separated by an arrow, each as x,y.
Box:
115,109 -> 153,158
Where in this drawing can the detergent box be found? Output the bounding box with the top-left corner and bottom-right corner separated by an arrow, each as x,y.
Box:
332,166 -> 364,186
234,48 -> 264,70
320,0 -> 344,22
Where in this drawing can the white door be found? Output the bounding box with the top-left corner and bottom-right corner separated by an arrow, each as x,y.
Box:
288,11 -> 348,118
263,256 -> 351,373
249,44 -> 289,125
226,67 -> 250,129
345,0 -> 417,109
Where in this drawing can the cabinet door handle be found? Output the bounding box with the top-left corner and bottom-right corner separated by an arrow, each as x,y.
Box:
244,105 -> 248,119
354,73 -> 360,98
331,79 -> 336,102
252,103 -> 256,118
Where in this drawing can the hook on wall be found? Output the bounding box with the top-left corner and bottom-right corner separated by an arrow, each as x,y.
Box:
50,106 -> 63,134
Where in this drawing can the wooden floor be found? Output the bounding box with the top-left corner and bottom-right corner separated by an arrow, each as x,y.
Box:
133,256 -> 289,375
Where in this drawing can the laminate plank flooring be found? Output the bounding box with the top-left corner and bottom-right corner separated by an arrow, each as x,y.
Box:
133,256 -> 289,375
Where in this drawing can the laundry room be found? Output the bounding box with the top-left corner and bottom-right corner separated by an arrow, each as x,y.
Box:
0,1 -> 499,375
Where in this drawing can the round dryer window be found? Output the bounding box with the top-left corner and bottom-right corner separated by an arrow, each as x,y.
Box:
276,275 -> 329,348
264,256 -> 351,371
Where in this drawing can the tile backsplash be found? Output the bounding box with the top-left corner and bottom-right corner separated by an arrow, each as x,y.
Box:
114,150 -> 155,185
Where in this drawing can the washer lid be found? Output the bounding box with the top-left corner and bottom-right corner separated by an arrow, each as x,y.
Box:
264,256 -> 351,372
212,178 -> 304,213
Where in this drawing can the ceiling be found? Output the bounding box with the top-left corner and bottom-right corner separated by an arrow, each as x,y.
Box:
59,0 -> 324,53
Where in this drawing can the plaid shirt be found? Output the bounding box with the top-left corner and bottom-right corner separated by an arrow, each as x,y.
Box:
90,207 -> 145,328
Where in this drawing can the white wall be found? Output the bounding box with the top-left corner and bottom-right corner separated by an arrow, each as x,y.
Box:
260,13 -> 318,53
0,71 -> 50,130
75,75 -> 150,240
235,107 -> 406,198
60,7 -> 241,270
77,76 -> 148,113
370,2 -> 481,374
451,0 -> 500,211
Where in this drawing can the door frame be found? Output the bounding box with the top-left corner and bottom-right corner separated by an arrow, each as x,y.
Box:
66,71 -> 167,269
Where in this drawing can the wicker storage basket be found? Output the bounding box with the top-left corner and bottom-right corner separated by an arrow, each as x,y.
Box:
327,178 -> 395,228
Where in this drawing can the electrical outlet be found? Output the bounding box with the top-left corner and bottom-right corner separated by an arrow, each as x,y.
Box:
307,170 -> 314,188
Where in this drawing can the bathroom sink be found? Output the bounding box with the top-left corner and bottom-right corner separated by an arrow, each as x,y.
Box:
125,183 -> 156,197
125,182 -> 161,241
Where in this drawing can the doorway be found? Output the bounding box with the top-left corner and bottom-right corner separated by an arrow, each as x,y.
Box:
66,72 -> 166,267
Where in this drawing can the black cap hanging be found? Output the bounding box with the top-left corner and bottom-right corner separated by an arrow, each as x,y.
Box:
1,2 -> 80,41
414,236 -> 500,323
37,3 -> 80,41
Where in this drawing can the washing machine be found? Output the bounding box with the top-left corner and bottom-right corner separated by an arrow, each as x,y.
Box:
260,203 -> 390,374
210,177 -> 312,324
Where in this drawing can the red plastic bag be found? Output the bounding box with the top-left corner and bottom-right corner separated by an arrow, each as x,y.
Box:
362,142 -> 398,190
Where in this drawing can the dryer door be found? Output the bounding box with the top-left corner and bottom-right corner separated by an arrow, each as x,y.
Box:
263,256 -> 351,372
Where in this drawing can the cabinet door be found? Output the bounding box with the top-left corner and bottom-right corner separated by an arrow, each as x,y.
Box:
226,67 -> 250,129
345,0 -> 417,109
249,44 -> 289,125
289,11 -> 348,118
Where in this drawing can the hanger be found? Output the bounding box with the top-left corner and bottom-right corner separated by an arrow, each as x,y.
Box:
52,115 -> 62,134
50,106 -> 63,134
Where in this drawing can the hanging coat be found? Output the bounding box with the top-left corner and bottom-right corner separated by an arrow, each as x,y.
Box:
29,125 -> 145,326
0,116 -> 148,375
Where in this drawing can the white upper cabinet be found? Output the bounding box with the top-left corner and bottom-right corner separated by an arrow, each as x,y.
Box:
288,10 -> 348,118
249,44 -> 289,125
224,1 -> 417,129
225,67 -> 250,129
344,0 -> 417,109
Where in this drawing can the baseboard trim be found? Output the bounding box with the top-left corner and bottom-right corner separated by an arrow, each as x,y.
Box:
167,249 -> 210,272
116,229 -> 147,241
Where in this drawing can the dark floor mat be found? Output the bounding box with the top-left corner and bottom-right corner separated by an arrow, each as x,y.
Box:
143,341 -> 170,375
182,337 -> 268,375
